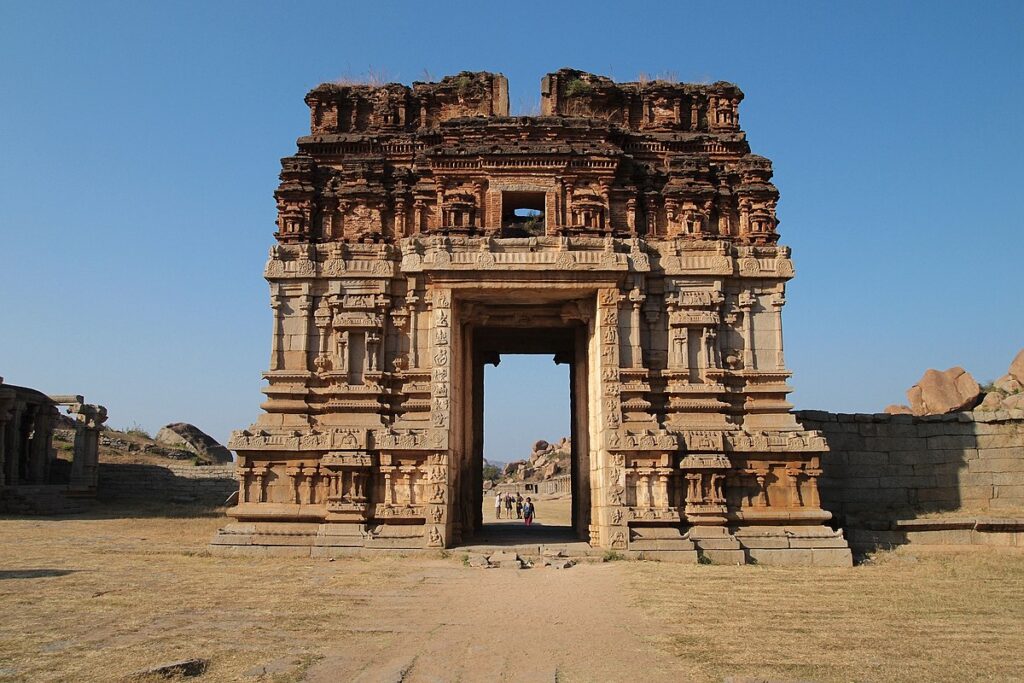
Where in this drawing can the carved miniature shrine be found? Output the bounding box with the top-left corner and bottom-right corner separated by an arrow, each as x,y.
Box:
214,69 -> 852,565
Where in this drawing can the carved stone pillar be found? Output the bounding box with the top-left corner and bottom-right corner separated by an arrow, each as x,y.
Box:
803,467 -> 822,508
754,470 -> 769,507
739,292 -> 755,370
269,290 -> 285,371
306,465 -> 319,504
414,199 -> 426,234
238,463 -> 253,503
394,197 -> 407,237
287,464 -> 305,504
407,290 -> 420,369
786,467 -> 802,507
644,195 -> 657,236
313,300 -> 332,374
770,292 -> 786,370
297,294 -> 313,371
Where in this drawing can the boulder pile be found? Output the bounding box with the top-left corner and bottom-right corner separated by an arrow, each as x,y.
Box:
500,437 -> 570,482
886,349 -> 1024,416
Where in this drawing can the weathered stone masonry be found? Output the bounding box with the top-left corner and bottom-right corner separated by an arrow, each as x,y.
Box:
802,409 -> 1024,548
213,69 -> 851,565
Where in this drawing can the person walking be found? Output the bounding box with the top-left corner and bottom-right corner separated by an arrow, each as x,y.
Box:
504,492 -> 514,518
494,491 -> 503,519
523,497 -> 536,526
515,494 -> 524,519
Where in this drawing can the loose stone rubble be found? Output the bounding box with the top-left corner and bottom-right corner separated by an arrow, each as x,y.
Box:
213,69 -> 851,566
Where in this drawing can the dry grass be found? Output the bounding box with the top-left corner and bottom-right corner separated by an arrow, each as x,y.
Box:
2,505 -> 1023,682
627,548 -> 1024,682
0,510 -> 416,682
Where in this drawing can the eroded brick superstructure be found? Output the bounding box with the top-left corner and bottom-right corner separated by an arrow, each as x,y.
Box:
216,70 -> 851,565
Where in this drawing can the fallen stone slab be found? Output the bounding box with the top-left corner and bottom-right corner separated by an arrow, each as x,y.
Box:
132,658 -> 208,678
467,553 -> 491,568
487,550 -> 521,567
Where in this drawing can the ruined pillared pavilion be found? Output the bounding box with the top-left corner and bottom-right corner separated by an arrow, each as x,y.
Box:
214,69 -> 852,565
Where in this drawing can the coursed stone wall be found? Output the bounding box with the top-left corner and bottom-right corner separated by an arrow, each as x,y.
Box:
797,409 -> 1024,523
98,463 -> 236,505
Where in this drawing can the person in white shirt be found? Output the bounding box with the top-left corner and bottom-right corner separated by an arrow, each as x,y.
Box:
494,491 -> 503,519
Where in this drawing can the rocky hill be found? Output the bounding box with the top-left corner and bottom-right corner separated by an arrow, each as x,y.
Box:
499,437 -> 571,483
52,422 -> 234,469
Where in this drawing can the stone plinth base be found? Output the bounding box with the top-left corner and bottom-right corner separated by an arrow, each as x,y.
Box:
625,524 -> 853,566
211,522 -> 853,566
846,517 -> 1024,551
735,525 -> 852,566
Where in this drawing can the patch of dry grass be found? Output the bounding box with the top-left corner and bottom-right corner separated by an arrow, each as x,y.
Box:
626,548 -> 1024,682
0,511 -> 414,682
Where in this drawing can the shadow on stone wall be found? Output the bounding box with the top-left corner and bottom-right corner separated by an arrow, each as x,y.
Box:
94,463 -> 236,517
799,410 -> 1024,551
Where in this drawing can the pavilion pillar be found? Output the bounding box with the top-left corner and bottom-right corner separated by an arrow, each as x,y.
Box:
69,404 -> 108,495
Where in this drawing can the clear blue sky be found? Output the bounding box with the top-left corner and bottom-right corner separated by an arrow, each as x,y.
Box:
1,2 -> 1021,459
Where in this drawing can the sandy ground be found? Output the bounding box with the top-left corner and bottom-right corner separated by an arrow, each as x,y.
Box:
1,505 -> 1023,682
483,493 -> 572,527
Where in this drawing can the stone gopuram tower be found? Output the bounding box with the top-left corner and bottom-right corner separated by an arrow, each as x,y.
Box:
214,69 -> 851,566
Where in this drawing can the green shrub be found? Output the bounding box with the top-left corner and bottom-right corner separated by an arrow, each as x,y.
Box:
565,77 -> 593,98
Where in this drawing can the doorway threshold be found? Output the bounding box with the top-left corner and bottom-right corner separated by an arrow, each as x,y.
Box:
458,523 -> 596,557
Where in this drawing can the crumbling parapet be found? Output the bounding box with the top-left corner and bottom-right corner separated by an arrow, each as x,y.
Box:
540,68 -> 743,132
304,71 -> 509,134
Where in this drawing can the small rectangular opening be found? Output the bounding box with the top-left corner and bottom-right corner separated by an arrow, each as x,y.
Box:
501,191 -> 546,236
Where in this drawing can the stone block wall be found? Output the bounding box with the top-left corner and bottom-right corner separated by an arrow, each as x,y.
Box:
796,409 -> 1024,523
98,463 -> 236,505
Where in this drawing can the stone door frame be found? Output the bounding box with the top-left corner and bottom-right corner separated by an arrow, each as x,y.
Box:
436,280 -> 619,547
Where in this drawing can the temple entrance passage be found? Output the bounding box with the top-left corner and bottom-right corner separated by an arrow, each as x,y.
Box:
476,355 -> 572,543
452,309 -> 594,545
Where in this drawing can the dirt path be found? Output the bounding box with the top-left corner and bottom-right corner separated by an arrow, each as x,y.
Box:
305,560 -> 680,683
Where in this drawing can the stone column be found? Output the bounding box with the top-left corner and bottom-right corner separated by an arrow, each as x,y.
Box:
69,404 -> 107,494
0,389 -> 15,487
394,197 -> 407,237
407,283 -> 420,369
473,182 -> 485,228
786,467 -> 802,507
770,293 -> 786,370
29,405 -> 57,484
754,470 -> 769,507
739,292 -> 756,371
269,291 -> 285,371
803,467 -> 821,508
313,300 -> 332,373
297,294 -> 313,372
